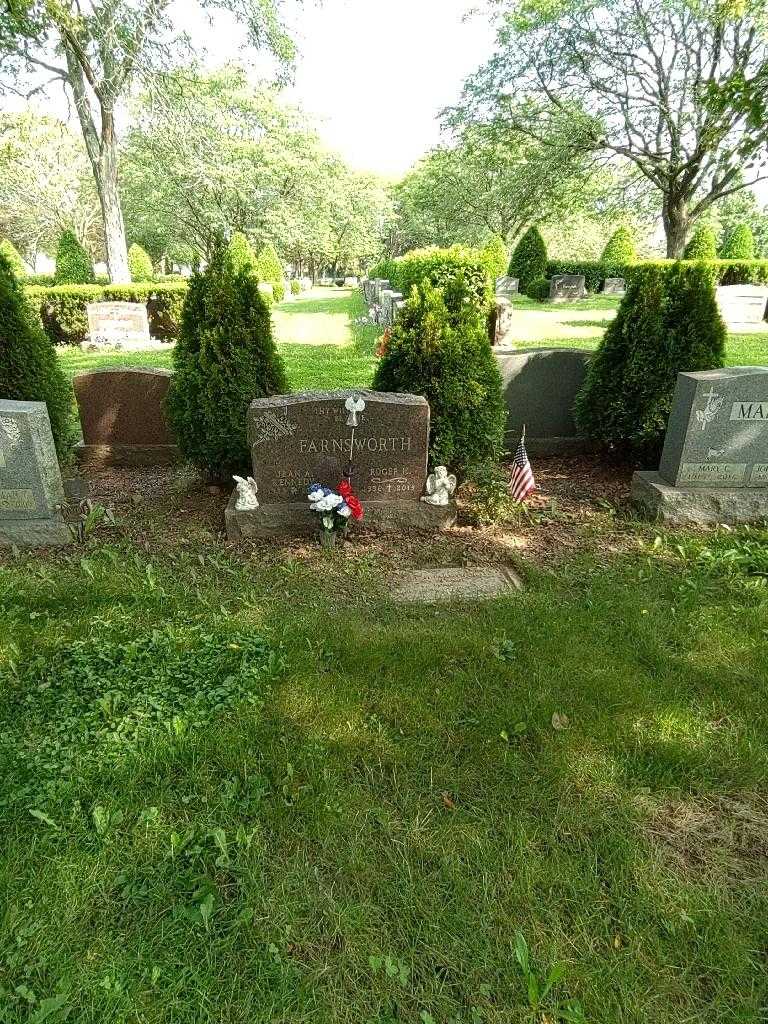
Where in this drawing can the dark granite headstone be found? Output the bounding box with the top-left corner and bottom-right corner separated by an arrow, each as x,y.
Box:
227,390 -> 455,537
632,367 -> 768,524
0,400 -> 70,546
550,275 -> 586,302
73,368 -> 179,468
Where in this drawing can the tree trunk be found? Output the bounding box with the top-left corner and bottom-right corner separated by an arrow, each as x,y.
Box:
662,196 -> 690,258
96,136 -> 131,284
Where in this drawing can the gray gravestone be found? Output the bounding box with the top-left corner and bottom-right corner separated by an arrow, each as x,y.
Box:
496,276 -> 519,296
0,400 -> 71,546
86,302 -> 151,350
226,390 -> 455,537
602,277 -> 626,296
550,275 -> 586,302
496,348 -> 592,454
492,297 -> 514,349
715,285 -> 768,328
632,367 -> 768,524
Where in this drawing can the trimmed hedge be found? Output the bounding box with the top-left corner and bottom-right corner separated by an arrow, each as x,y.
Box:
370,246 -> 493,312
25,281 -> 188,345
525,276 -> 551,302
719,224 -> 756,260
508,227 -> 547,290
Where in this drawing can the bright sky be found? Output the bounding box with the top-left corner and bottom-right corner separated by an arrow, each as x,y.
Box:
194,0 -> 497,178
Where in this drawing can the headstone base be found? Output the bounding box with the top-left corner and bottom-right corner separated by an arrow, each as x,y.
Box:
225,491 -> 457,540
76,441 -> 180,470
0,516 -> 71,547
631,470 -> 768,526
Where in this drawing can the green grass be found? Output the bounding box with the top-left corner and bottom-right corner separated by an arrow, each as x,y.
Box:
1,532 -> 767,1022
57,288 -> 380,391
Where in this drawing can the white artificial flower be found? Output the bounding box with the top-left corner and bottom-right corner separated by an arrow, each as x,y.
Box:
326,492 -> 343,509
337,503 -> 352,518
322,515 -> 334,530
308,487 -> 325,502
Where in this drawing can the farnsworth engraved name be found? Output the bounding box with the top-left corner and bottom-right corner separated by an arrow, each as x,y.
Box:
297,435 -> 413,455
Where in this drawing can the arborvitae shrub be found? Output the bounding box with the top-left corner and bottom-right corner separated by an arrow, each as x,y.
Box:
166,238 -> 288,480
128,243 -> 154,281
227,232 -> 258,275
720,223 -> 756,260
525,276 -> 551,302
371,247 -> 493,312
290,279 -> 301,295
0,253 -> 72,455
0,239 -> 26,278
508,227 -> 547,290
601,226 -> 637,268
482,234 -> 508,280
54,230 -> 95,284
372,275 -> 506,472
255,242 -> 285,302
683,224 -> 718,260
575,263 -> 726,461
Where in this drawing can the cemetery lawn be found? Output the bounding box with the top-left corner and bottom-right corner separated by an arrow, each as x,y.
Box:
55,288 -> 768,382
1,518 -> 768,1022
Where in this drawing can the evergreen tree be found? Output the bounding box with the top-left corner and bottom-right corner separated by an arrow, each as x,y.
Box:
166,237 -> 288,480
601,226 -> 637,268
0,239 -> 26,278
255,242 -> 285,302
227,232 -> 258,275
508,226 -> 547,290
575,263 -> 725,461
54,230 -> 95,284
128,243 -> 154,281
719,223 -> 756,260
373,275 -> 506,472
683,223 -> 718,260
0,252 -> 72,455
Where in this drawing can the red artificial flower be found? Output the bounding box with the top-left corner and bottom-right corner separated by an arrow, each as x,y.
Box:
339,480 -> 364,520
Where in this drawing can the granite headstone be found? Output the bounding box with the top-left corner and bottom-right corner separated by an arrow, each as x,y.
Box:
632,367 -> 768,524
550,275 -> 586,302
73,367 -> 179,468
226,389 -> 455,537
0,400 -> 71,546
602,277 -> 626,296
496,276 -> 519,296
86,302 -> 151,350
715,285 -> 768,328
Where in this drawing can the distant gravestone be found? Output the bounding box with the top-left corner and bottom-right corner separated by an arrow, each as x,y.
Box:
226,390 -> 455,538
0,400 -> 71,547
85,302 -> 151,351
632,367 -> 768,524
496,348 -> 592,454
602,277 -> 626,296
344,276 -> 359,286
496,276 -> 519,296
715,285 -> 768,328
492,297 -> 514,348
550,275 -> 586,302
73,368 -> 179,469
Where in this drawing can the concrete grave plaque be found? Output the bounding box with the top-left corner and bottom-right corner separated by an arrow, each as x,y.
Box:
550,275 -> 586,302
86,302 -> 151,350
496,276 -> 519,296
73,368 -> 179,469
715,285 -> 768,328
633,367 -> 768,524
0,400 -> 70,546
602,277 -> 626,296
227,390 -> 455,537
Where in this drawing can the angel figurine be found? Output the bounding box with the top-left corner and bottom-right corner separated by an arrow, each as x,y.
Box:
233,475 -> 259,511
345,394 -> 366,427
421,466 -> 457,506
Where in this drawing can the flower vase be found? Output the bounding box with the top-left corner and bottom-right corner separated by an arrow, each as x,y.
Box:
320,529 -> 336,551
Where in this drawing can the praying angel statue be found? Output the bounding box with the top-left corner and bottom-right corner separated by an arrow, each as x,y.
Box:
233,476 -> 259,511
421,466 -> 457,506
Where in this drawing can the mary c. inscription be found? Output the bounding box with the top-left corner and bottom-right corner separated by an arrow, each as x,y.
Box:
247,390 -> 429,504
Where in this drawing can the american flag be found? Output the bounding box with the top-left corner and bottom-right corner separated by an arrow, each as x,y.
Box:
509,433 -> 536,502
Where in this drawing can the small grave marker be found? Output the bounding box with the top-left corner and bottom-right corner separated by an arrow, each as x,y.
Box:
86,301 -> 151,350
549,275 -> 586,302
602,277 -> 626,296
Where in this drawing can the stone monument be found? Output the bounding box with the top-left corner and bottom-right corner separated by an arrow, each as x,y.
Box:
632,367 -> 768,524
715,285 -> 768,329
0,400 -> 71,547
85,302 -> 152,350
550,275 -> 587,302
73,367 -> 179,469
602,277 -> 626,296
226,389 -> 456,538
492,296 -> 514,348
496,276 -> 519,296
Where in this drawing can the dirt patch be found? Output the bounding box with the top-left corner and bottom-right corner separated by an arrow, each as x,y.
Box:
1,452 -> 645,570
645,793 -> 768,884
